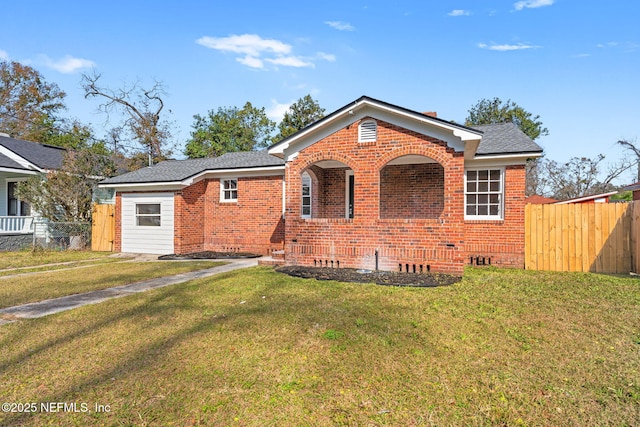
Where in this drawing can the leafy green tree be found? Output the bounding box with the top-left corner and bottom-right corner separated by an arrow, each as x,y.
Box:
16,149 -> 115,222
272,94 -> 325,143
0,61 -> 66,142
185,102 -> 275,158
465,97 -> 548,141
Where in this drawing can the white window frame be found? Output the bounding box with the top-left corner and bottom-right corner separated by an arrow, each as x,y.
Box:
345,170 -> 354,219
301,172 -> 312,218
464,167 -> 504,220
6,179 -> 31,216
220,178 -> 238,202
135,203 -> 161,227
358,120 -> 377,143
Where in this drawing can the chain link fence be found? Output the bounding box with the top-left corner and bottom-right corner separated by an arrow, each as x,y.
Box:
33,221 -> 91,251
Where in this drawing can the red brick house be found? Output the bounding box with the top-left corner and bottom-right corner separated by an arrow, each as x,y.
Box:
99,96 -> 542,275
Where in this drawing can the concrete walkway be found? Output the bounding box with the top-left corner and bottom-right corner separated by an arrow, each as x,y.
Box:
0,258 -> 258,326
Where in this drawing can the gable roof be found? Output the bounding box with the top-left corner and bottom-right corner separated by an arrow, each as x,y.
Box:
268,95 -> 543,160
268,95 -> 483,159
100,151 -> 284,186
0,135 -> 66,172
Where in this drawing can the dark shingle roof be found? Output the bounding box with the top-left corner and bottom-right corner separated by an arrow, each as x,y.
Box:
100,151 -> 285,185
0,153 -> 28,170
101,120 -> 542,186
471,122 -> 543,156
0,135 -> 66,170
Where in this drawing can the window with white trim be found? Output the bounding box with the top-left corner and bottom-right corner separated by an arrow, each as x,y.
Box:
358,120 -> 377,142
301,172 -> 311,218
221,179 -> 238,202
465,169 -> 503,219
136,203 -> 161,226
7,181 -> 31,216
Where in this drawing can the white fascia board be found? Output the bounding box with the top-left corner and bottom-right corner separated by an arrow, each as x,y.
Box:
0,146 -> 43,171
270,98 -> 482,161
467,152 -> 543,167
182,166 -> 285,185
0,167 -> 40,175
97,182 -> 185,192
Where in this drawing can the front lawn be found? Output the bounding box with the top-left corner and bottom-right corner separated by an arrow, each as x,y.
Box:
0,249 -> 113,270
0,261 -> 224,309
0,267 -> 638,426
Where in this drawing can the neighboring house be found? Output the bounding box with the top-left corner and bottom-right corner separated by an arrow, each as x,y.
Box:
525,195 -> 558,204
99,96 -> 543,275
554,191 -> 618,204
621,182 -> 640,201
0,134 -> 65,249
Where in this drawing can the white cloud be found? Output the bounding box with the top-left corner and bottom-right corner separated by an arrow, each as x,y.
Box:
448,9 -> 471,16
42,54 -> 95,73
267,99 -> 292,121
478,42 -> 541,51
237,55 -> 264,69
0,49 -> 8,60
197,34 -> 291,57
572,53 -> 591,58
325,21 -> 355,31
317,52 -> 336,62
266,56 -> 314,68
597,41 -> 619,48
198,33 -> 335,70
514,0 -> 554,11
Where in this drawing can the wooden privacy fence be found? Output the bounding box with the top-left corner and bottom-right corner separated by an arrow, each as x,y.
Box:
91,204 -> 115,251
525,202 -> 640,274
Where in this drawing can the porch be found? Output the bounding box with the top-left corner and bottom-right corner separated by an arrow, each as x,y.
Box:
285,154 -> 465,274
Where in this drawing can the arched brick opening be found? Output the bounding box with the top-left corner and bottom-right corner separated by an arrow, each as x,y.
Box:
300,159 -> 353,219
379,154 -> 444,219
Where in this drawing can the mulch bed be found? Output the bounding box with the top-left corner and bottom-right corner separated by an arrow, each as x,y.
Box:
276,265 -> 461,287
158,251 -> 262,260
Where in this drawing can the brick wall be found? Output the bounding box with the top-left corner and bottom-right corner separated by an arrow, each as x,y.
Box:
464,165 -> 526,268
174,180 -> 206,254
203,176 -> 284,255
285,118 -> 466,275
380,163 -> 444,219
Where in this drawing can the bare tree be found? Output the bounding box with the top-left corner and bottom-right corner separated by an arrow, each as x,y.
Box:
81,72 -> 172,166
617,139 -> 640,182
540,155 -> 633,200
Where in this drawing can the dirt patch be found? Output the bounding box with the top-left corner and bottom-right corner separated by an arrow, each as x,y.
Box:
158,251 -> 261,260
276,266 -> 460,287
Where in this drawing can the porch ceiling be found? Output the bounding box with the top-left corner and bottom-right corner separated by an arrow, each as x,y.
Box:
313,160 -> 350,169
386,155 -> 437,166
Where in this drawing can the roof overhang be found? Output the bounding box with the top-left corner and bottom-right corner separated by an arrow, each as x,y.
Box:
268,96 -> 483,162
98,165 -> 285,191
0,167 -> 40,175
554,191 -> 618,204
0,146 -> 44,172
466,151 -> 544,166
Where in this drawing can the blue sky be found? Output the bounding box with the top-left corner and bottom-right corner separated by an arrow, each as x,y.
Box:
1,1 -> 638,182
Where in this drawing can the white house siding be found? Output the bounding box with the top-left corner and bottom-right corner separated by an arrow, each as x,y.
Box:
121,193 -> 174,254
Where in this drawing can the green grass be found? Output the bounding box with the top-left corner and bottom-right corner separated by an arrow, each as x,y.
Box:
0,261 -> 225,309
0,257 -> 125,277
0,249 -> 113,270
0,267 -> 638,426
